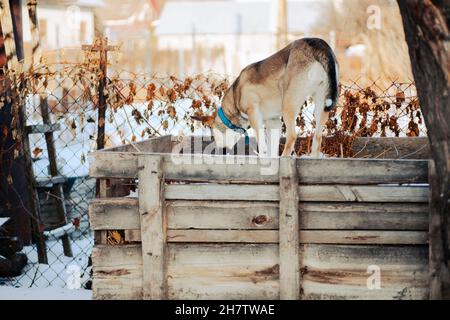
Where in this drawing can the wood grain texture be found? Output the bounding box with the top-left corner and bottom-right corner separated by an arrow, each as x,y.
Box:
352,137 -> 430,159
120,230 -> 430,245
91,244 -> 428,300
301,244 -> 428,300
92,245 -> 143,300
165,184 -> 428,202
90,150 -> 428,185
279,157 -> 300,299
90,199 -> 428,231
137,155 -> 166,299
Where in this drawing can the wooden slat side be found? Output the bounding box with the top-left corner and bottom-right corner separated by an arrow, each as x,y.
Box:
301,244 -> 428,300
89,151 -> 139,178
90,198 -> 139,230
92,245 -> 142,300
165,184 -> 279,201
165,184 -> 428,202
90,149 -> 427,184
89,199 -> 428,231
167,244 -> 279,300
298,185 -> 429,203
296,159 -> 428,184
279,157 -> 300,299
138,155 -> 166,299
159,230 -> 428,245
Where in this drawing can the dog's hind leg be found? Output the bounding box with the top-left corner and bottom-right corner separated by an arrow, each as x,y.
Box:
281,90 -> 307,157
311,92 -> 329,158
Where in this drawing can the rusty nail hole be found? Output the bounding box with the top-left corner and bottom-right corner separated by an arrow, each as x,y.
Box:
252,215 -> 269,226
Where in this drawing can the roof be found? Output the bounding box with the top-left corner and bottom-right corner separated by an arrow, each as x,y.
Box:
156,0 -> 323,35
96,0 -> 157,22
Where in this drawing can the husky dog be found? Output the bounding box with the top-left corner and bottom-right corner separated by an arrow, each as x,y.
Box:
193,38 -> 339,157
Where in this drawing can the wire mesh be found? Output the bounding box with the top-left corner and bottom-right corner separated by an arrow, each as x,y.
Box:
0,57 -> 426,289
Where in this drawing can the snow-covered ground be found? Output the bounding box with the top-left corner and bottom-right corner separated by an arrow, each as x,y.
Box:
1,237 -> 93,290
0,286 -> 92,300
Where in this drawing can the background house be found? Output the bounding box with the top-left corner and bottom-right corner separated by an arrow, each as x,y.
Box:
155,0 -> 325,76
22,0 -> 103,62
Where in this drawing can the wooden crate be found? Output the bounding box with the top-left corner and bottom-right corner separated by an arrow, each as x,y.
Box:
88,135 -> 430,300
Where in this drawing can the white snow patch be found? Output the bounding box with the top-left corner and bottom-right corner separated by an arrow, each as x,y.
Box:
0,286 -> 92,300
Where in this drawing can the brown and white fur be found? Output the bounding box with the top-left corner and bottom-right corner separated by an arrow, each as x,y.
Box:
196,38 -> 339,157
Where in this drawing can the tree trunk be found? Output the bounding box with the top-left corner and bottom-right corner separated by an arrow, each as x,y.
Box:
0,0 -> 31,244
397,0 -> 450,299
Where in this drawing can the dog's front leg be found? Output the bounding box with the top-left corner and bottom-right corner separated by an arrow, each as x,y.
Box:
247,109 -> 268,156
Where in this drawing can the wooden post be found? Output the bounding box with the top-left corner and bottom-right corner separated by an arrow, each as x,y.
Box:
276,0 -> 288,50
138,155 -> 166,299
82,38 -> 118,196
279,156 -> 300,300
39,97 -> 72,257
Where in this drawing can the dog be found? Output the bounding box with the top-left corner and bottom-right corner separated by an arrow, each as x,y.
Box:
193,38 -> 339,157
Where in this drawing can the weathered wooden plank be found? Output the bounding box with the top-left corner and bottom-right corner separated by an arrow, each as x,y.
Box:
35,175 -> 67,187
165,184 -> 279,201
167,230 -> 278,243
352,137 -> 430,159
165,184 -> 428,202
297,158 -> 428,184
167,244 -> 279,300
25,123 -> 60,134
91,243 -> 428,300
168,201 -> 279,229
90,198 -> 139,230
279,157 -> 300,299
89,151 -> 139,178
92,244 -> 142,300
90,199 -> 428,231
299,202 -> 428,230
103,135 -> 175,153
90,150 -> 428,184
137,155 -> 166,299
166,230 -> 427,245
301,244 -> 428,300
298,185 -> 428,203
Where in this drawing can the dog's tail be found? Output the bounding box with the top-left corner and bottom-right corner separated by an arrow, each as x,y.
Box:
304,38 -> 339,111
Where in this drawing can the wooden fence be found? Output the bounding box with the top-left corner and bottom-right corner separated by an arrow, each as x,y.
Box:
88,135 -> 430,299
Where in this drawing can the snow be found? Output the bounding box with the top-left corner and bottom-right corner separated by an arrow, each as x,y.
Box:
2,237 -> 93,289
0,286 -> 92,300
0,218 -> 9,227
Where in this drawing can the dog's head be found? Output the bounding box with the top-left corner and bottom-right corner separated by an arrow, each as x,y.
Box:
191,113 -> 242,149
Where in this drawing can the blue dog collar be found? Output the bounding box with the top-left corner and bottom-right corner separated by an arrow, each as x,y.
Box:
218,107 -> 249,145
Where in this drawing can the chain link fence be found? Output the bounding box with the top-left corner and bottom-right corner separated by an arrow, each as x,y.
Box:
0,54 -> 426,289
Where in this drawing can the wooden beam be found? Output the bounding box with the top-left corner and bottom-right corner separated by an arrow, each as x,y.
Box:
164,184 -> 428,203
89,151 -> 429,185
279,157 -> 300,299
89,199 -> 429,232
137,155 -> 166,299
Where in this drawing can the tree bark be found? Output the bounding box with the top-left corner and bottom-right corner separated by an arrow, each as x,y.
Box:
0,0 -> 32,244
397,0 -> 450,299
